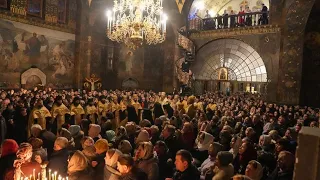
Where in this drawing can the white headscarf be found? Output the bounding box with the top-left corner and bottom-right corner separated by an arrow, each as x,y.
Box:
196,131 -> 214,151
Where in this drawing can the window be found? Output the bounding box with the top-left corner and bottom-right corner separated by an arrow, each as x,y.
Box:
27,0 -> 44,17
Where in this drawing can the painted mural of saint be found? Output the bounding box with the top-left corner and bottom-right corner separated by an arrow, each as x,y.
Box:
22,32 -> 41,57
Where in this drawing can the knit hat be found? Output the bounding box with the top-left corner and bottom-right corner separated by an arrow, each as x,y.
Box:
1,139 -> 19,157
106,130 -> 116,142
118,140 -> 132,155
59,128 -> 72,141
69,125 -> 81,136
135,129 -> 150,144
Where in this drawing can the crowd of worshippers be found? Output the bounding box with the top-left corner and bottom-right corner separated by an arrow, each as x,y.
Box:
0,88 -> 316,180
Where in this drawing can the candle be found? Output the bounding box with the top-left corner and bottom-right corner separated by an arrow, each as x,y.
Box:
54,172 -> 57,180
33,169 -> 35,180
49,169 -> 51,180
58,175 -> 61,180
38,173 -> 40,180
51,174 -> 54,180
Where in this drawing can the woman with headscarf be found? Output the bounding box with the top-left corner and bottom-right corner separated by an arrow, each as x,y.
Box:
58,128 -> 75,150
198,142 -> 224,180
0,139 -> 18,180
81,136 -> 95,149
245,160 -> 263,180
193,131 -> 214,163
134,141 -> 159,180
68,150 -> 93,180
104,149 -> 122,180
69,125 -> 84,150
229,135 -> 242,159
212,151 -> 234,180
118,140 -> 132,155
135,129 -> 150,145
114,126 -> 129,148
4,143 -> 41,180
28,138 -> 47,163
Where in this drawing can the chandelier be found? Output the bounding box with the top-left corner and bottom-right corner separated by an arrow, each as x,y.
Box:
106,0 -> 167,50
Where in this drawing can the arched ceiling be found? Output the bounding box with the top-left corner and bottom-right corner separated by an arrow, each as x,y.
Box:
192,39 -> 268,82
189,0 -> 269,18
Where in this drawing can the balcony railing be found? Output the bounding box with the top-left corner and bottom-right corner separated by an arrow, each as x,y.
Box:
189,12 -> 269,31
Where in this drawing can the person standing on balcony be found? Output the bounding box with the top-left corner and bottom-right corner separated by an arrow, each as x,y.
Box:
245,6 -> 252,26
230,10 -> 236,28
261,4 -> 268,24
238,7 -> 245,26
223,10 -> 229,28
217,13 -> 223,29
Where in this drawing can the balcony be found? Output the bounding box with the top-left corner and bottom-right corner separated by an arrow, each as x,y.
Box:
189,12 -> 269,32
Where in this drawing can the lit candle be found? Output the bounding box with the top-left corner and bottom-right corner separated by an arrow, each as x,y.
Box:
51,174 -> 54,180
33,169 -> 35,180
54,172 -> 57,180
38,173 -> 40,180
49,169 -> 51,180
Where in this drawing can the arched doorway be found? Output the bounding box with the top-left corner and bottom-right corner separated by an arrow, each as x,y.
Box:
21,68 -> 46,89
192,39 -> 268,94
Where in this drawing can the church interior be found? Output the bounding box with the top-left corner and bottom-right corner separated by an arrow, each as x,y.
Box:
0,0 -> 320,179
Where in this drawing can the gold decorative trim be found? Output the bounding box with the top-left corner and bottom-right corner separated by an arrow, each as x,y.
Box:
190,25 -> 281,39
0,10 -> 75,34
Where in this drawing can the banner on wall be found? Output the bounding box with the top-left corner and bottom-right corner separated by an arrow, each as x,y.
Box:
176,0 -> 185,14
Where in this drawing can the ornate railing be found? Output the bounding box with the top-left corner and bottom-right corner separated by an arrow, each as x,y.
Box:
177,31 -> 195,55
189,12 -> 269,31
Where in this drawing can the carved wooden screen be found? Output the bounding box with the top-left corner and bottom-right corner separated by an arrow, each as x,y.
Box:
57,0 -> 67,23
27,0 -> 43,17
0,0 -> 8,8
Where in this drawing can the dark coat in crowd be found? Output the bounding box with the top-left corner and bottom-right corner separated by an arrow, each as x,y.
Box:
94,152 -> 107,180
37,129 -> 56,156
0,153 -> 16,180
173,165 -> 200,180
136,155 -> 159,180
163,135 -> 181,159
268,167 -> 293,180
68,169 -> 94,180
118,167 -> 148,180
48,148 -> 69,177
0,116 -> 6,144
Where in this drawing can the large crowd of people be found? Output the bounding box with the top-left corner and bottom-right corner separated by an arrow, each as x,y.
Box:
0,88 -> 316,180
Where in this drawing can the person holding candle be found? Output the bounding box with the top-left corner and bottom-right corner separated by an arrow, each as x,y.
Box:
4,143 -> 41,180
92,139 -> 109,180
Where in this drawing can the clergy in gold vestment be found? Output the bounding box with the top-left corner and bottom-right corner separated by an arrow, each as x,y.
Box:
131,94 -> 142,116
86,98 -> 98,124
28,99 -> 51,137
97,97 -> 108,123
51,96 -> 70,131
186,96 -> 196,119
70,97 -> 85,125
